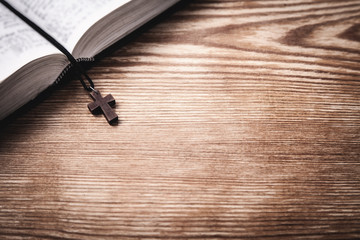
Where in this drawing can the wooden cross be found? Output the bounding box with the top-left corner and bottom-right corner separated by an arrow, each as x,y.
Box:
88,90 -> 118,124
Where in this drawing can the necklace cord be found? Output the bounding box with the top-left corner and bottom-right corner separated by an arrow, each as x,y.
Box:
0,0 -> 95,91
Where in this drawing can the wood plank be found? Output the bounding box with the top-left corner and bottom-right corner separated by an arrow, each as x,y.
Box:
1,0 -> 360,239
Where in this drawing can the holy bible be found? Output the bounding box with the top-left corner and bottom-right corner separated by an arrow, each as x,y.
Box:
0,0 -> 180,120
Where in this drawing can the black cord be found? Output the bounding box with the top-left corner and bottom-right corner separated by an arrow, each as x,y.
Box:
0,0 -> 95,91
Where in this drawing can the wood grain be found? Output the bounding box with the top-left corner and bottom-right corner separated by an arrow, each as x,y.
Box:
1,0 -> 360,239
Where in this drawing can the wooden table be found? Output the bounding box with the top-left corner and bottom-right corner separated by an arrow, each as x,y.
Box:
1,1 -> 360,239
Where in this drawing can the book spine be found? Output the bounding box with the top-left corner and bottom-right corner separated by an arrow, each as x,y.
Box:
54,57 -> 95,85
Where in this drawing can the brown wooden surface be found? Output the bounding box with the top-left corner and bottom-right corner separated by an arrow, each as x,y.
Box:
1,0 -> 360,239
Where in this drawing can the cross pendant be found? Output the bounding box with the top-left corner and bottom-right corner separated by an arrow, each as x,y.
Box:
88,90 -> 118,124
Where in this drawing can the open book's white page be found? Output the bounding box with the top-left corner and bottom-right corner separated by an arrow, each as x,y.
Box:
10,0 -> 130,53
0,4 -> 61,82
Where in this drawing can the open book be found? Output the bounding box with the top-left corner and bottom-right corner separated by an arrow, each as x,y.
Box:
0,0 -> 180,120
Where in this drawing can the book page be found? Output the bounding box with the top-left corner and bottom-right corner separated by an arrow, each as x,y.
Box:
10,0 -> 130,53
0,4 -> 61,82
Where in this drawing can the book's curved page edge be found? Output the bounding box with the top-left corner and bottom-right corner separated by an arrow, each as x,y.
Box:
73,0 -> 181,58
0,54 -> 69,120
9,0 -> 131,53
0,56 -> 96,121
